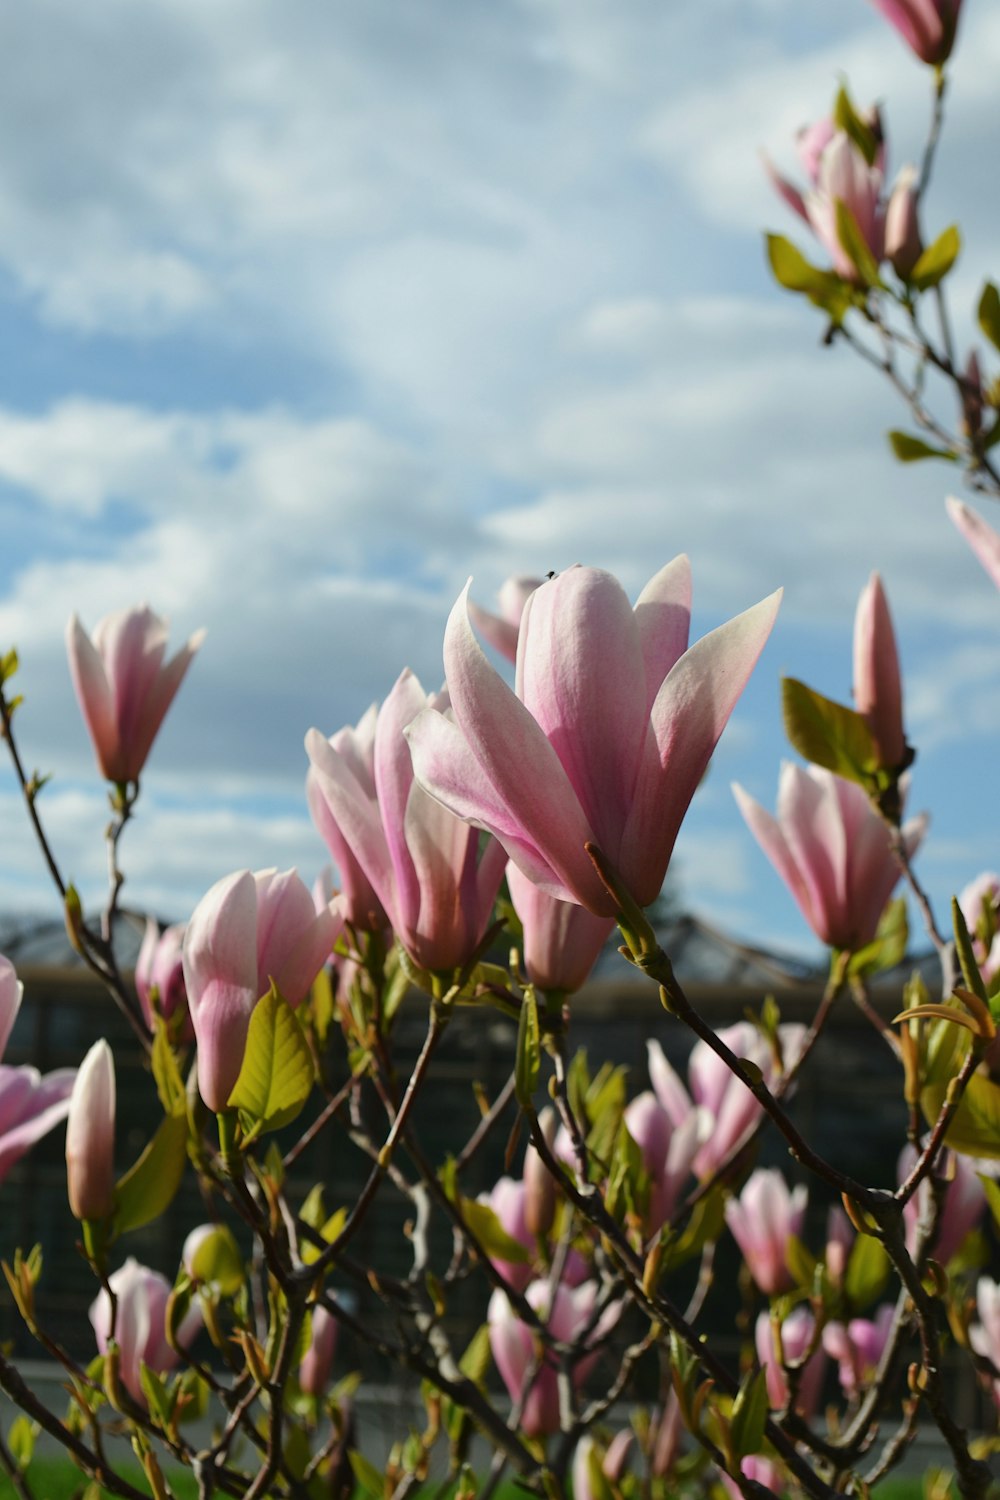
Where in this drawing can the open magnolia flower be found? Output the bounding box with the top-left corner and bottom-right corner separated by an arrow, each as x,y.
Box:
406,560 -> 780,917
0,957 -> 76,1184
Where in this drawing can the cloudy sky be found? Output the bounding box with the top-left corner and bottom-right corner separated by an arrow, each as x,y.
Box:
0,0 -> 997,964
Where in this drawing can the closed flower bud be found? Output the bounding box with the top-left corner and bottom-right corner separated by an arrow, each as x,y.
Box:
523,1108 -> 559,1238
66,1039 -> 116,1222
885,165 -> 922,277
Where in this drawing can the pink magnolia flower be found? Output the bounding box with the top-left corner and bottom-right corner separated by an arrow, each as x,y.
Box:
183,868 -> 343,1112
523,1108 -> 559,1238
66,1039 -> 116,1222
66,605 -> 205,785
756,1307 -> 826,1417
0,956 -> 75,1184
508,864 -> 614,995
826,1205 -> 854,1285
623,1090 -> 707,1232
572,1431 -> 635,1500
899,1144 -> 984,1265
823,1304 -> 895,1396
647,1024 -> 806,1180
91,1259 -> 201,1408
958,871 -> 1000,980
866,0 -> 963,65
884,164 -> 922,277
733,764 -> 927,953
766,111 -> 886,280
299,1304 -> 338,1396
720,1456 -> 786,1500
306,706 -> 389,933
135,919 -> 192,1041
306,671 -> 508,972
970,1277 -> 1000,1405
468,576 -> 544,663
406,560 -> 780,917
948,498 -> 1000,592
854,572 -> 906,771
488,1279 -> 619,1438
725,1169 -> 807,1296
479,1177 -> 534,1292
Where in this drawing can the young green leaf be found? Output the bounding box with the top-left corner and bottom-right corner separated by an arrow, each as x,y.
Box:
978,282 -> 1000,353
888,431 -> 957,464
515,987 -> 540,1109
227,985 -> 315,1137
910,225 -> 960,291
782,677 -> 878,785
113,1113 -> 188,1237
730,1367 -> 769,1461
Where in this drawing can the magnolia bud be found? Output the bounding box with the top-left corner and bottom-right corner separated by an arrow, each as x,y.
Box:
523,1107 -> 558,1238
885,165 -> 922,278
66,1040 -> 116,1222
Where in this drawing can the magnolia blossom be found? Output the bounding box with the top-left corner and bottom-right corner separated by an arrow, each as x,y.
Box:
299,1304 -> 339,1396
66,1039 -> 116,1222
623,1091 -> 706,1232
306,671 -> 507,971
766,113 -> 887,279
958,871 -> 1000,982
899,1144 -> 984,1265
756,1307 -> 826,1417
823,1304 -> 895,1396
91,1259 -> 201,1408
733,764 -> 926,953
135,919 -> 191,1040
720,1457 -> 786,1500
306,706 -> 388,933
66,605 -> 205,785
647,1024 -> 806,1180
0,956 -> 75,1184
884,164 -> 922,277
183,868 -> 343,1112
508,864 -> 614,994
572,1431 -> 635,1500
488,1279 -> 619,1437
948,497 -> 1000,592
479,1177 -> 533,1292
866,0 -> 963,64
468,575 -> 543,663
407,560 -> 780,917
854,572 -> 906,771
970,1278 -> 1000,1406
725,1169 -> 807,1296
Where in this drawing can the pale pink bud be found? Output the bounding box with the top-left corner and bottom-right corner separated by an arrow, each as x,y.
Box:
624,1091 -> 706,1232
720,1456 -> 786,1499
854,572 -> 907,771
299,1304 -> 338,1396
523,1108 -> 559,1238
756,1307 -> 826,1418
734,765 -> 926,953
823,1304 -> 895,1395
725,1169 -> 807,1295
900,1144 -> 984,1264
948,497 -> 1000,592
508,865 -> 613,994
885,166 -> 922,277
962,349 -> 985,436
66,605 -> 205,785
468,576 -> 544,663
479,1177 -> 533,1292
826,1205 -> 854,1285
66,1039 -> 116,1222
970,1277 -> 1000,1406
866,0 -> 963,65
406,562 -> 779,916
91,1259 -> 200,1407
183,868 -> 342,1112
650,1390 -> 683,1478
135,919 -> 191,1040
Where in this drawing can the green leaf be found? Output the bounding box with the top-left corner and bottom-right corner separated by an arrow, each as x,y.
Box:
730,1367 -> 769,1461
782,677 -> 878,785
922,1070 -> 1000,1160
459,1197 -> 531,1263
953,895 -> 989,1004
7,1416 -> 36,1471
833,85 -> 878,166
845,1231 -> 890,1309
765,235 -> 853,323
227,985 -> 315,1137
515,987 -> 540,1109
887,430 -> 957,464
187,1224 -> 243,1295
848,898 -> 908,980
138,1364 -> 174,1430
605,1120 -> 647,1223
978,1173 -> 1000,1233
348,1449 -> 384,1498
910,224 -> 960,291
979,283 -> 1000,353
459,1324 -> 492,1387
834,200 -> 882,288
151,1024 -> 187,1118
0,649 -> 18,686
113,1113 -> 188,1237
662,1182 -> 726,1272
785,1234 -> 818,1289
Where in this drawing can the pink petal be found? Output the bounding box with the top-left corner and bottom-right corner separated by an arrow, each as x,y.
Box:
0,956 -> 22,1061
130,626 -> 206,779
66,615 -> 119,779
633,555 -> 692,714
622,590 -> 781,906
948,497 -> 1000,591
733,779 -> 819,937
375,670 -> 431,938
306,728 -> 400,931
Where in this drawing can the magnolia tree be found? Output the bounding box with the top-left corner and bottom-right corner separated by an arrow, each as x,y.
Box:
2,3 -> 1000,1498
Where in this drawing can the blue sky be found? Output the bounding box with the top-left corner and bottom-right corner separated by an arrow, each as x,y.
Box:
0,0 -> 998,964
